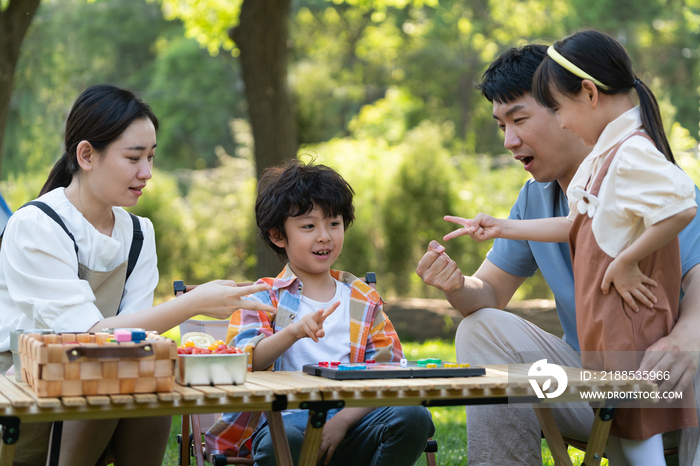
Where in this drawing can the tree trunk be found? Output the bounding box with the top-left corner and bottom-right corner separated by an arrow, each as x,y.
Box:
0,0 -> 42,177
230,0 -> 297,279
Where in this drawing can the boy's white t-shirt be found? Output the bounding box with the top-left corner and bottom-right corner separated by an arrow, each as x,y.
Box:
279,279 -> 351,372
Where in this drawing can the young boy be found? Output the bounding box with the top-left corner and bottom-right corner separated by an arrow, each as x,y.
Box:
206,160 -> 435,465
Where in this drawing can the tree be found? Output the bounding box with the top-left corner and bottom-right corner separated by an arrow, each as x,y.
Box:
230,0 -> 297,181
0,0 -> 41,176
159,0 -> 297,277
230,0 -> 297,277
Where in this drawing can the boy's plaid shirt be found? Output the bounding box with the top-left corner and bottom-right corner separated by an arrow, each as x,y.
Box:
205,265 -> 404,457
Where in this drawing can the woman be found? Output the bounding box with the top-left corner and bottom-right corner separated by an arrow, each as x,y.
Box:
0,84 -> 276,466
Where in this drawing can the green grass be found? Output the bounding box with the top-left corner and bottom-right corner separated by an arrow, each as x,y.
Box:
160,339 -> 603,465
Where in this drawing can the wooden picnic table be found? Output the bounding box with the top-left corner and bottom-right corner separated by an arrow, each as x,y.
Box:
0,364 -> 657,466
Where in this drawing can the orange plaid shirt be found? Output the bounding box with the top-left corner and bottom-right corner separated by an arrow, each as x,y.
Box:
205,265 -> 403,457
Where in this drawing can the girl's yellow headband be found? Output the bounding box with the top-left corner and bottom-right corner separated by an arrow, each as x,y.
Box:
546,46 -> 610,90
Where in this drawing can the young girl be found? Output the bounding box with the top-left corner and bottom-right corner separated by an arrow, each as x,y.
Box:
444,30 -> 697,465
0,84 -> 276,466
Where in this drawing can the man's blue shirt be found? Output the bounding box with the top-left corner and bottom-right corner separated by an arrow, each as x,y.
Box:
487,180 -> 700,352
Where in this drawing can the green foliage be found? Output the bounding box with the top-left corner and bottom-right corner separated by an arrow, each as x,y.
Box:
382,121 -> 464,295
0,171 -> 46,211
145,37 -> 246,170
129,147 -> 258,295
4,0 -> 700,304
158,0 -> 241,55
4,0 -> 242,179
5,0 -> 173,176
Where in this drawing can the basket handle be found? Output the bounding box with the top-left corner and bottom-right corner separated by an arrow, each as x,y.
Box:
66,344 -> 155,362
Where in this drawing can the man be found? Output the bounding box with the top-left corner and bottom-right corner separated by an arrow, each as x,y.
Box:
416,44 -> 700,465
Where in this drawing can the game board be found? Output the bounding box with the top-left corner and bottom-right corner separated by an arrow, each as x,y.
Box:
302,359 -> 486,380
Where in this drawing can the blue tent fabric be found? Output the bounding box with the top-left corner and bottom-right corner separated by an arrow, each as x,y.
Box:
0,192 -> 12,232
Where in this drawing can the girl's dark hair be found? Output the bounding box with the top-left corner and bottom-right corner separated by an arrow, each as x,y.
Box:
255,159 -> 355,261
40,84 -> 159,195
532,29 -> 674,164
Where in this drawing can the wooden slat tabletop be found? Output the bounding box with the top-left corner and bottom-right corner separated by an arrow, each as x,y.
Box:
212,384 -> 252,398
132,394 -> 158,404
189,386 -> 226,399
0,364 -> 653,466
85,396 -> 111,406
11,382 -> 61,408
110,394 -> 134,404
0,376 -> 34,407
0,364 -> 661,421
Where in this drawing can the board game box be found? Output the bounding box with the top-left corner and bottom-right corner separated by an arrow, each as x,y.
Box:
302,359 -> 485,380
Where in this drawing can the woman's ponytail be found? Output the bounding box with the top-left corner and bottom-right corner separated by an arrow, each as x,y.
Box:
634,79 -> 675,165
40,153 -> 76,196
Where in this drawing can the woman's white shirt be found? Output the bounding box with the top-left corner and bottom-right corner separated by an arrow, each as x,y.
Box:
567,106 -> 696,258
0,188 -> 158,352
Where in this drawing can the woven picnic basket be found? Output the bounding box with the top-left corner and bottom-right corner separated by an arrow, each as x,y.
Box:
18,332 -> 176,397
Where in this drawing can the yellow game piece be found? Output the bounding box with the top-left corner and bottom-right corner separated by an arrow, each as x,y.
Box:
444,363 -> 458,368
426,363 -> 437,368
459,363 -> 470,368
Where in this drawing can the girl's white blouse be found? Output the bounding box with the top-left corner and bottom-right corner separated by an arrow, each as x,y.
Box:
567,106 -> 696,258
0,188 -> 158,352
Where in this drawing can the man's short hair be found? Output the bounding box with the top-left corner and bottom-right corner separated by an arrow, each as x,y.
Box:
255,159 -> 355,261
475,44 -> 548,104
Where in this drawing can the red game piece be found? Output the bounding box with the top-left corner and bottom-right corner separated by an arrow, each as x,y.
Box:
366,359 -> 376,364
319,361 -> 329,367
330,361 -> 340,367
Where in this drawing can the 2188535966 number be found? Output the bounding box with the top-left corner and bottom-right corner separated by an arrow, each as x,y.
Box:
580,370 -> 671,381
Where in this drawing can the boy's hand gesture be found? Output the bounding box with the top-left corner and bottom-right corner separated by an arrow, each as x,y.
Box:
291,301 -> 340,342
602,257 -> 658,311
443,214 -> 501,242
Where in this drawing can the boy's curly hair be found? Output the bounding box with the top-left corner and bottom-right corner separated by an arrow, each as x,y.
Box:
256,159 -> 355,261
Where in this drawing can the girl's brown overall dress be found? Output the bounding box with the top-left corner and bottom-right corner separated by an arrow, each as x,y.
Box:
570,131 -> 697,440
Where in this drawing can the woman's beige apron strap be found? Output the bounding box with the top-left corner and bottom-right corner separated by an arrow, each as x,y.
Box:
79,261 -> 128,319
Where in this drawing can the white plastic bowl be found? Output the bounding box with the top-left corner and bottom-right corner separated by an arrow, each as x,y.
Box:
177,353 -> 247,386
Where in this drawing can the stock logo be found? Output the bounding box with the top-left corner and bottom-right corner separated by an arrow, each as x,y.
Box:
528,359 -> 568,399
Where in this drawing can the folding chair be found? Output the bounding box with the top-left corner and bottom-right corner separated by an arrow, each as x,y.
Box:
173,274 -> 438,466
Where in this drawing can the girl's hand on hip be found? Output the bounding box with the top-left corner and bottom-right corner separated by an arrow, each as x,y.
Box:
602,257 -> 657,311
444,213 -> 501,242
